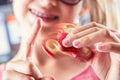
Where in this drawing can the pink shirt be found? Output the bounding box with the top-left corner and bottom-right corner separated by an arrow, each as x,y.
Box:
70,65 -> 100,80
0,64 -> 100,80
0,64 -> 5,80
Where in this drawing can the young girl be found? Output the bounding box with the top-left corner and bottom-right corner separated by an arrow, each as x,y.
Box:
1,0 -> 120,80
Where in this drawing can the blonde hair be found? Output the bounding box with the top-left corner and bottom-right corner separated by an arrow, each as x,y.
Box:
86,0 -> 120,31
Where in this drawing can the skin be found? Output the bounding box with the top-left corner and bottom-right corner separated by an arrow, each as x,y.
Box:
2,0 -> 120,80
62,22 -> 120,80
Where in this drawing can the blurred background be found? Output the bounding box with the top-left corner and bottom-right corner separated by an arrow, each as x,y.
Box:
0,0 -> 21,64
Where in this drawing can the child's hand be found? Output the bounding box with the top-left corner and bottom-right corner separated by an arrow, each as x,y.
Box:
62,22 -> 120,79
2,19 -> 54,80
43,23 -> 94,61
62,22 -> 120,61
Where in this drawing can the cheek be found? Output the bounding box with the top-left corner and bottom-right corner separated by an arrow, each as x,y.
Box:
13,0 -> 32,24
13,1 -> 26,17
60,7 -> 80,23
60,11 -> 75,22
13,0 -> 31,16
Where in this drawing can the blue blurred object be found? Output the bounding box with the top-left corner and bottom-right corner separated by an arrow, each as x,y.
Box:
0,12 -> 11,63
79,12 -> 90,25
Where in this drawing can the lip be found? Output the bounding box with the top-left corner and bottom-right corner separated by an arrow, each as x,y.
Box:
29,8 -> 59,23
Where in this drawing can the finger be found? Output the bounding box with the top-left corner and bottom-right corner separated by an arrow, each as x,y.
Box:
2,70 -> 35,80
23,18 -> 42,59
67,22 -> 98,35
6,60 -> 42,79
73,29 -> 120,48
107,30 -> 120,42
64,22 -> 98,42
63,22 -> 119,48
62,27 -> 100,47
95,22 -> 118,32
95,42 -> 120,53
72,29 -> 114,48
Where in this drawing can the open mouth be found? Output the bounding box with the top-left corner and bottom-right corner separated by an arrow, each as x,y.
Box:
29,8 -> 59,22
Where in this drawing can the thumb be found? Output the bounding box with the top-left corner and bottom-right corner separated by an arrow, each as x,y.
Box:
26,19 -> 43,78
95,42 -> 120,53
23,18 -> 42,60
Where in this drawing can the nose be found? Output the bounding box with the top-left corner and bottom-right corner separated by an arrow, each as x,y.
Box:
40,0 -> 58,7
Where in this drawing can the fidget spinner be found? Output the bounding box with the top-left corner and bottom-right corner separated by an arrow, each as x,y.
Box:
42,23 -> 94,61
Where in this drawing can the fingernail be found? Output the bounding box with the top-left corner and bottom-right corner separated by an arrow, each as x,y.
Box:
62,39 -> 71,47
95,43 -> 105,52
73,40 -> 80,48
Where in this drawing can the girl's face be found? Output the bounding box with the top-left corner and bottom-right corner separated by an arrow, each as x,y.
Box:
13,0 -> 83,28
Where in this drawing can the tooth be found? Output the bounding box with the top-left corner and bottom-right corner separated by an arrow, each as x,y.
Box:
31,9 -> 57,19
